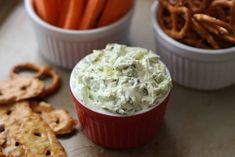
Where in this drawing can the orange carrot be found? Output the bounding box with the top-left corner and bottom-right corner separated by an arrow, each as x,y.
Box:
97,0 -> 134,27
34,0 -> 58,26
58,0 -> 71,27
63,0 -> 86,30
34,0 -> 46,21
79,0 -> 106,30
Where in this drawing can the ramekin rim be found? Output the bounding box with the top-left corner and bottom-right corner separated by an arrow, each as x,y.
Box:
151,1 -> 235,55
69,55 -> 172,118
24,0 -> 135,35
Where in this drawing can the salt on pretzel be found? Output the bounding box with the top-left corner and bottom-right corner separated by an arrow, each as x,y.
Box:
209,0 -> 235,28
158,0 -> 191,39
192,17 -> 220,49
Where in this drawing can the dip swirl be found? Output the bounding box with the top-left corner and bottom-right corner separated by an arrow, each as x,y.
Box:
74,44 -> 172,115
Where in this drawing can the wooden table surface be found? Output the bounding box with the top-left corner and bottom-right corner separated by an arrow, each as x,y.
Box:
1,1 -> 235,157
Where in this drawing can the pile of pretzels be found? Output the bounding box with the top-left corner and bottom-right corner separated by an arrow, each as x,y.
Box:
158,0 -> 235,49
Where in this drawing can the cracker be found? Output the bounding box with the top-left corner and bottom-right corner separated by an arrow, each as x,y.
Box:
10,63 -> 44,79
10,63 -> 61,97
41,109 -> 77,135
0,124 -> 6,147
0,152 -> 8,157
0,101 -> 67,157
30,101 -> 77,135
0,77 -> 44,104
30,101 -> 54,113
38,66 -> 61,97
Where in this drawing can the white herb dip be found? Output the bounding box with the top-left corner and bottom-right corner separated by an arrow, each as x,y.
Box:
74,44 -> 172,115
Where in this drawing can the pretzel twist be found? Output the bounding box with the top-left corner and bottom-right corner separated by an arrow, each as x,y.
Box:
182,29 -> 211,49
11,63 -> 44,79
194,14 -> 235,45
10,63 -> 61,97
158,0 -> 235,49
192,17 -> 220,49
209,0 -> 235,28
193,14 -> 233,33
158,0 -> 191,39
37,66 -> 61,97
186,0 -> 211,13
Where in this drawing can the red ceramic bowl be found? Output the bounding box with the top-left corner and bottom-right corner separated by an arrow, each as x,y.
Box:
70,63 -> 171,148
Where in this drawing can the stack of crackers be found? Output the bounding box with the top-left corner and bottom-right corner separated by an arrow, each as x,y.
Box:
0,63 -> 77,157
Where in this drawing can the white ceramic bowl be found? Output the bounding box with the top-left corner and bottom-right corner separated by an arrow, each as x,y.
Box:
151,1 -> 235,90
24,0 -> 134,69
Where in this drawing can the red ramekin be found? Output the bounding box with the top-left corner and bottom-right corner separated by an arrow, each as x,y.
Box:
70,62 -> 171,148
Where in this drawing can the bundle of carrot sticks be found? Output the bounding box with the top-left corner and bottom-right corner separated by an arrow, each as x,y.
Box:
34,0 -> 134,30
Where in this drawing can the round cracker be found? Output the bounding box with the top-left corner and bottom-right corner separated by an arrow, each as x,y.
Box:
0,77 -> 44,104
29,101 -> 77,135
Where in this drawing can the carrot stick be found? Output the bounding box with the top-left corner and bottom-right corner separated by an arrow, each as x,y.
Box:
33,0 -> 46,21
79,0 -> 106,30
58,0 -> 71,27
62,0 -> 86,30
34,0 -> 58,26
97,0 -> 134,27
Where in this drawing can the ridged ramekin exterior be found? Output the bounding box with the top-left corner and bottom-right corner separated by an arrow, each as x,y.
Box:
25,0 -> 134,69
69,53 -> 172,148
151,1 -> 235,90
72,95 -> 169,148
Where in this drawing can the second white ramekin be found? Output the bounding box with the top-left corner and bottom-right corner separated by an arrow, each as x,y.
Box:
25,0 -> 134,69
151,1 -> 235,90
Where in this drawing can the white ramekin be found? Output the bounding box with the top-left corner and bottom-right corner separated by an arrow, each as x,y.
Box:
151,1 -> 235,90
24,0 -> 134,69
